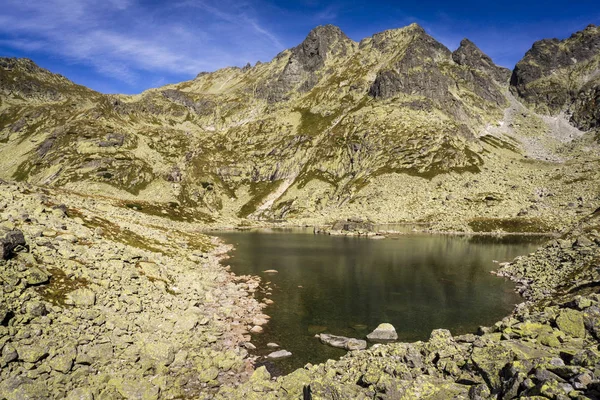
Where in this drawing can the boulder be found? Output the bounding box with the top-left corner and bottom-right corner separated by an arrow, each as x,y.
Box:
367,323 -> 398,342
0,229 -> 27,260
316,333 -> 367,351
267,350 -> 292,359
25,267 -> 49,286
556,309 -> 586,338
143,341 -> 175,366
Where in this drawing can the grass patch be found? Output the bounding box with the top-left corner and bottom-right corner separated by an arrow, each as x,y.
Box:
36,267 -> 89,306
237,180 -> 279,218
468,217 -> 553,233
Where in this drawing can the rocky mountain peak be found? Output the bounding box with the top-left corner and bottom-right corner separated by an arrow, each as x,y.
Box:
510,24 -> 600,127
452,38 -> 511,83
263,24 -> 356,98
291,24 -> 355,73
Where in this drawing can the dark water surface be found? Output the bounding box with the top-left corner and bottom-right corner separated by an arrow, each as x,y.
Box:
216,229 -> 547,375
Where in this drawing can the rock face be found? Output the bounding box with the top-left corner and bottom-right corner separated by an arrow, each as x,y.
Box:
366,323 -> 398,342
452,38 -> 511,84
511,24 -> 600,130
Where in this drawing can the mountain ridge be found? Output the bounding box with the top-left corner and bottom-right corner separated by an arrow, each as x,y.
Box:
0,23 -> 599,232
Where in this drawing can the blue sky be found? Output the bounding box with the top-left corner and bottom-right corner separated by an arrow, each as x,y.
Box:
0,0 -> 598,94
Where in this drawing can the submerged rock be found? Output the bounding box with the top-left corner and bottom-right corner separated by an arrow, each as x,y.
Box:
267,350 -> 292,359
367,323 -> 398,342
316,333 -> 367,351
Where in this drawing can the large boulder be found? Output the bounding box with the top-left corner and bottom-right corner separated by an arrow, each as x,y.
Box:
0,229 -> 27,260
366,323 -> 398,342
316,333 -> 367,351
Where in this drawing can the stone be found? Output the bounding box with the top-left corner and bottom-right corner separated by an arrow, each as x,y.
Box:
366,323 -> 398,342
16,343 -> 49,363
556,309 -> 585,338
198,367 -> 220,383
250,366 -> 271,382
0,376 -> 48,400
0,229 -> 27,260
267,350 -> 292,359
250,326 -> 263,333
65,387 -> 94,400
66,288 -> 96,307
49,348 -> 76,373
23,301 -> 48,317
2,343 -> 18,364
263,270 -> 278,274
316,334 -> 367,351
174,312 -> 199,332
110,377 -> 160,400
266,342 -> 279,348
25,267 -> 49,286
143,341 -> 175,366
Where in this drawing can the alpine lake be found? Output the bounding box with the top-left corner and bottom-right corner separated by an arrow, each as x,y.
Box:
216,228 -> 548,375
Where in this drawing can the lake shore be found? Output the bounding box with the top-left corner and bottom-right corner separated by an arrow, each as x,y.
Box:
1,179 -> 599,399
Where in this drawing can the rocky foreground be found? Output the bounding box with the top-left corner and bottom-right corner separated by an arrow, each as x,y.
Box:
0,180 -> 271,399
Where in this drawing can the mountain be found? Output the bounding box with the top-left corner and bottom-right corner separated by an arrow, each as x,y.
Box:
0,24 -> 599,232
511,24 -> 600,132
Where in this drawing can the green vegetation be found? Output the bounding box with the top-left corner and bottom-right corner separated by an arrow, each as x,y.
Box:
468,217 -> 553,233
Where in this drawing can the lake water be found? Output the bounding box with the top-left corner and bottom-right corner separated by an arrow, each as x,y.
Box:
216,229 -> 547,375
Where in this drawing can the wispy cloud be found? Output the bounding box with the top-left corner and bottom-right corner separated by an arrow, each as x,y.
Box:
0,0 -> 284,90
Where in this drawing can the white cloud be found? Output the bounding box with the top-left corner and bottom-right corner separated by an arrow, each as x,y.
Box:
0,0 -> 284,86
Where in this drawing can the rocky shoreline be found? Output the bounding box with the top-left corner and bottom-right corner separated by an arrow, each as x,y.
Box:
217,212 -> 600,399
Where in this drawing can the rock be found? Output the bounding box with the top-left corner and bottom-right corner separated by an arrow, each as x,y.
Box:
366,323 -> 398,342
198,367 -> 220,383
452,38 -> 511,83
110,377 -> 160,400
556,309 -> 585,338
263,270 -> 278,274
49,348 -> 76,373
1,343 -> 18,364
331,219 -> 375,233
16,343 -> 49,363
0,229 -> 27,260
316,333 -> 367,351
25,267 -> 49,286
174,312 -> 199,332
65,387 -> 94,400
471,345 -> 515,392
267,343 -> 279,348
0,304 -> 10,325
66,288 -> 96,307
267,350 -> 292,359
250,366 -> 271,382
23,301 -> 48,317
0,376 -> 48,400
143,341 -> 175,366
250,326 -> 263,333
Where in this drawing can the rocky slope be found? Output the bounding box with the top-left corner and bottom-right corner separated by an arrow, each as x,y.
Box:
0,180 -> 273,399
1,24 -> 598,232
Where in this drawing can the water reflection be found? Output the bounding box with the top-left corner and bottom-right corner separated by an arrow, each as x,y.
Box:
216,230 -> 547,375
